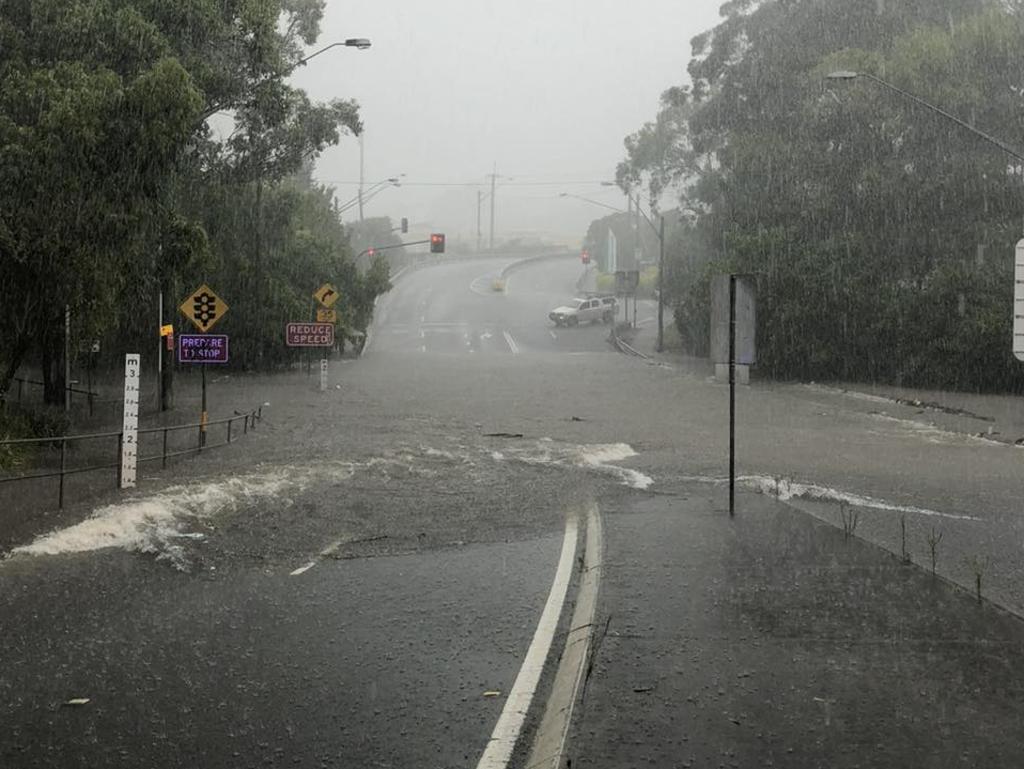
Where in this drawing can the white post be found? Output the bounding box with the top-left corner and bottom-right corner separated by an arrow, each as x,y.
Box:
319,358 -> 328,392
64,305 -> 71,412
120,354 -> 141,489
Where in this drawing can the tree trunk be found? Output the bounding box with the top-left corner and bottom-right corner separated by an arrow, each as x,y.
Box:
0,333 -> 32,403
40,322 -> 65,406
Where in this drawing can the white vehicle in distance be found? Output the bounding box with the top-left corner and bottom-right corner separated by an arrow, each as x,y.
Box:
548,295 -> 616,327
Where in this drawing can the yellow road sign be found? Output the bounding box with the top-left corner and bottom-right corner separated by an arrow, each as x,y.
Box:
316,308 -> 337,323
314,283 -> 340,308
180,284 -> 229,332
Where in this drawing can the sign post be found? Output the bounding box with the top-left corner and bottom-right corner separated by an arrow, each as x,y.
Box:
320,358 -> 329,392
1014,239 -> 1024,362
120,354 -> 141,489
179,285 -> 229,446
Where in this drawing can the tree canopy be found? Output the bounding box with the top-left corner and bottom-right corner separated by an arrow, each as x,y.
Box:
0,0 -> 382,405
616,0 -> 1024,391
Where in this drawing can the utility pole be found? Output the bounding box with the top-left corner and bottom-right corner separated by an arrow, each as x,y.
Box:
358,133 -> 365,222
625,194 -> 633,325
476,190 -> 483,253
489,165 -> 497,251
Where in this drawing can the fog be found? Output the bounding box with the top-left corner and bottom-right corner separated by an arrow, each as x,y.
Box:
288,0 -> 724,248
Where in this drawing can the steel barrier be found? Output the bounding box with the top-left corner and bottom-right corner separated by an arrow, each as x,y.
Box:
0,407 -> 263,509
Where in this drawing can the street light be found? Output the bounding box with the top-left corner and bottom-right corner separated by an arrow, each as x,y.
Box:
825,70 -> 1024,163
297,39 -> 372,67
559,192 -> 625,213
337,176 -> 402,215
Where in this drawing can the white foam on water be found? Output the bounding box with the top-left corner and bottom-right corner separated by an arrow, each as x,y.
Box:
573,443 -> 654,489
804,383 -> 895,406
576,443 -> 638,465
10,462 -> 364,566
677,474 -> 980,522
867,413 -> 1006,447
492,440 -> 654,490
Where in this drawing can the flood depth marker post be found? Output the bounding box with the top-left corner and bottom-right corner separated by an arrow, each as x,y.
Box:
120,354 -> 141,489
729,273 -> 736,518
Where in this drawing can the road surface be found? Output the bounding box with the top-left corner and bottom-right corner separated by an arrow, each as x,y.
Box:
3,254 -> 1024,767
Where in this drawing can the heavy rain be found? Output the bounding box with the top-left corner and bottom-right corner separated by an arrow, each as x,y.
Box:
3,1 -> 1024,767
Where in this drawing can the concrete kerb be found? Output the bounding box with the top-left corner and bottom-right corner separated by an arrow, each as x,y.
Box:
497,251 -> 576,282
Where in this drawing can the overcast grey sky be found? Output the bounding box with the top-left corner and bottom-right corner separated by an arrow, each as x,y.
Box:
288,0 -> 724,248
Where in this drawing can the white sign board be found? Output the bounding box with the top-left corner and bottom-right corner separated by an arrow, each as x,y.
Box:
320,358 -> 329,392
606,227 -> 617,274
1014,239 -> 1024,362
120,354 -> 141,489
711,275 -> 757,365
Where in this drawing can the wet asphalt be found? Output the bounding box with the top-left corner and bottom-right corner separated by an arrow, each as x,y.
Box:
4,254 -> 1024,767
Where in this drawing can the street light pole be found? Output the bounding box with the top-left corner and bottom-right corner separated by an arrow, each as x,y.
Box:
826,70 -> 1024,164
477,191 -> 483,253
489,166 -> 497,251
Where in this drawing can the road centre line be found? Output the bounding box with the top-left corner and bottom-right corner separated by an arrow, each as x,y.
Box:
503,330 -> 520,355
526,505 -> 602,769
475,516 -> 579,769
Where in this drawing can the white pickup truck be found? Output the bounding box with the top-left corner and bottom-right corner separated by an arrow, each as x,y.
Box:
548,295 -> 616,327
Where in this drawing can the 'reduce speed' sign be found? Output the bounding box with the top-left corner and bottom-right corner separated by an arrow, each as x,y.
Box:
286,322 -> 334,347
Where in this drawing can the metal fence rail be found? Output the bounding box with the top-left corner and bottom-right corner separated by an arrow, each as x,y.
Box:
0,407 -> 263,509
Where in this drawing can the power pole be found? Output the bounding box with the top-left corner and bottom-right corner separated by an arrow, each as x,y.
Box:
476,190 -> 483,253
489,164 -> 496,251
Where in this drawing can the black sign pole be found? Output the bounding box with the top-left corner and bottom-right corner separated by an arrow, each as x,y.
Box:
729,273 -> 737,517
306,300 -> 314,377
200,343 -> 208,449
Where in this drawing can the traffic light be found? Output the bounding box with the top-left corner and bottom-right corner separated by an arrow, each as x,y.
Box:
401,217 -> 409,234
430,233 -> 446,254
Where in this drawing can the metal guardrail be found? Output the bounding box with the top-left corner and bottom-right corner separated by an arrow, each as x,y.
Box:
609,325 -> 651,360
0,407 -> 263,509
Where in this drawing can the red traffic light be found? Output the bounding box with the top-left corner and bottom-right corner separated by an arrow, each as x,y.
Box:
430,233 -> 446,254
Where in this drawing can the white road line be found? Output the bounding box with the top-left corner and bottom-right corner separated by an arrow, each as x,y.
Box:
525,505 -> 602,769
475,517 -> 579,769
548,330 -> 557,341
419,329 -> 426,339
503,330 -> 520,355
290,539 -> 344,577
420,345 -> 427,353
